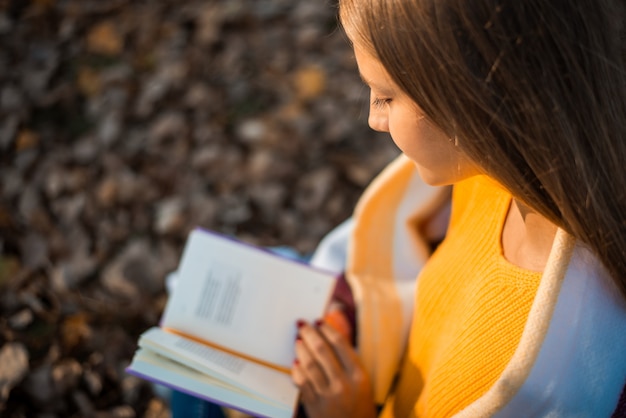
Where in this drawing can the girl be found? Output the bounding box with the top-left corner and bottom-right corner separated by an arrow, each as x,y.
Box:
292,0 -> 626,416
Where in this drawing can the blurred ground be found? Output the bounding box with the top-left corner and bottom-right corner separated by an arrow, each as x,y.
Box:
0,0 -> 399,416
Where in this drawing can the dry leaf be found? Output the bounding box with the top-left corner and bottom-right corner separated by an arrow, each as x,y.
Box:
86,21 -> 123,56
60,313 -> 92,350
15,129 -> 39,151
77,66 -> 102,97
33,0 -> 56,8
293,66 -> 326,100
0,205 -> 13,228
0,257 -> 21,289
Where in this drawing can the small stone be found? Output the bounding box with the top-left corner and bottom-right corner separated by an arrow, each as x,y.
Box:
190,145 -> 220,171
51,358 -> 82,394
294,167 -> 335,213
195,4 -> 224,46
72,390 -> 95,416
58,17 -> 77,41
345,162 -> 376,187
73,136 -> 99,163
0,343 -> 29,403
43,167 -> 66,198
83,369 -> 103,396
23,364 -> 56,406
121,374 -> 143,405
116,172 -> 141,205
0,13 -> 13,35
8,309 -> 33,330
218,195 -> 252,225
249,182 -> 286,219
97,112 -> 122,147
22,43 -> 59,99
1,84 -> 24,112
183,83 -> 214,109
135,62 -> 189,117
52,194 -> 86,225
154,198 -> 185,235
101,239 -> 166,300
19,232 -> 49,270
101,405 -> 136,418
0,115 -> 19,150
149,112 -> 187,145
188,194 -> 218,227
236,118 -> 267,144
297,25 -> 323,49
248,150 -> 279,181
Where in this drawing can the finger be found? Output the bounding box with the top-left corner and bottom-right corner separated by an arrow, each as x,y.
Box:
299,322 -> 345,381
299,381 -> 317,406
295,338 -> 330,394
317,321 -> 362,373
291,361 -> 318,404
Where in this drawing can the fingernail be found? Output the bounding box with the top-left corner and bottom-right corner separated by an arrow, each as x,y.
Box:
314,319 -> 324,328
293,359 -> 299,366
295,335 -> 302,341
296,320 -> 306,328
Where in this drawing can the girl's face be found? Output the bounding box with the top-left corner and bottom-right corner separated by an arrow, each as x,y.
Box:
354,44 -> 480,186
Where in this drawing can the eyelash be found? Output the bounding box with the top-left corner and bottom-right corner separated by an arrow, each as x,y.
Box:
372,97 -> 391,109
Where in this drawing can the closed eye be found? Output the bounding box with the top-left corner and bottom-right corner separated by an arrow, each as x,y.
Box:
372,97 -> 391,109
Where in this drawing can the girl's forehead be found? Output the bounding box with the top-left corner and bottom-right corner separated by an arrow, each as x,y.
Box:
339,2 -> 376,52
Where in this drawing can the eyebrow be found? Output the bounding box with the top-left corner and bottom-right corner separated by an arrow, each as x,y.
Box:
358,72 -> 395,96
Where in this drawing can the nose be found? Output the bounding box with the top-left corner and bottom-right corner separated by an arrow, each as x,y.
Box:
368,107 -> 389,132
367,109 -> 389,132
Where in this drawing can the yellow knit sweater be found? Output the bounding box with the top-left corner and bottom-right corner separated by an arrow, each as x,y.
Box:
381,175 -> 542,417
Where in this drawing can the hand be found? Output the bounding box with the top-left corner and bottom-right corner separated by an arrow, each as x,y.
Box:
291,320 -> 377,418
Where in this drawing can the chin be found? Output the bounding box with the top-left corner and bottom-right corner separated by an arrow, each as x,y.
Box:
414,165 -> 457,186
412,156 -> 482,186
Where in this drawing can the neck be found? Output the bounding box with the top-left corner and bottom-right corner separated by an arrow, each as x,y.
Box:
502,199 -> 558,272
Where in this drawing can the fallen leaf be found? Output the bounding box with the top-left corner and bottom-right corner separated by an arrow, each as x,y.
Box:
0,256 -> 21,288
86,21 -> 123,56
15,129 -> 39,151
77,66 -> 102,97
293,66 -> 326,100
60,313 -> 92,350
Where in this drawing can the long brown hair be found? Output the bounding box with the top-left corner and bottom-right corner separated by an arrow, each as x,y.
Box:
340,0 -> 626,297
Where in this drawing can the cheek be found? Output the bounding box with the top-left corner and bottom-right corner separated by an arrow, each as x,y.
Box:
386,107 -> 481,184
391,119 -> 472,181
389,114 -> 443,157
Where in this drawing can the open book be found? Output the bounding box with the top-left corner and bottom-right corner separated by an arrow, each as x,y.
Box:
126,228 -> 338,418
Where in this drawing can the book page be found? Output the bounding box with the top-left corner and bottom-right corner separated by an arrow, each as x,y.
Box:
161,229 -> 338,368
127,349 -> 296,418
136,327 -> 298,405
